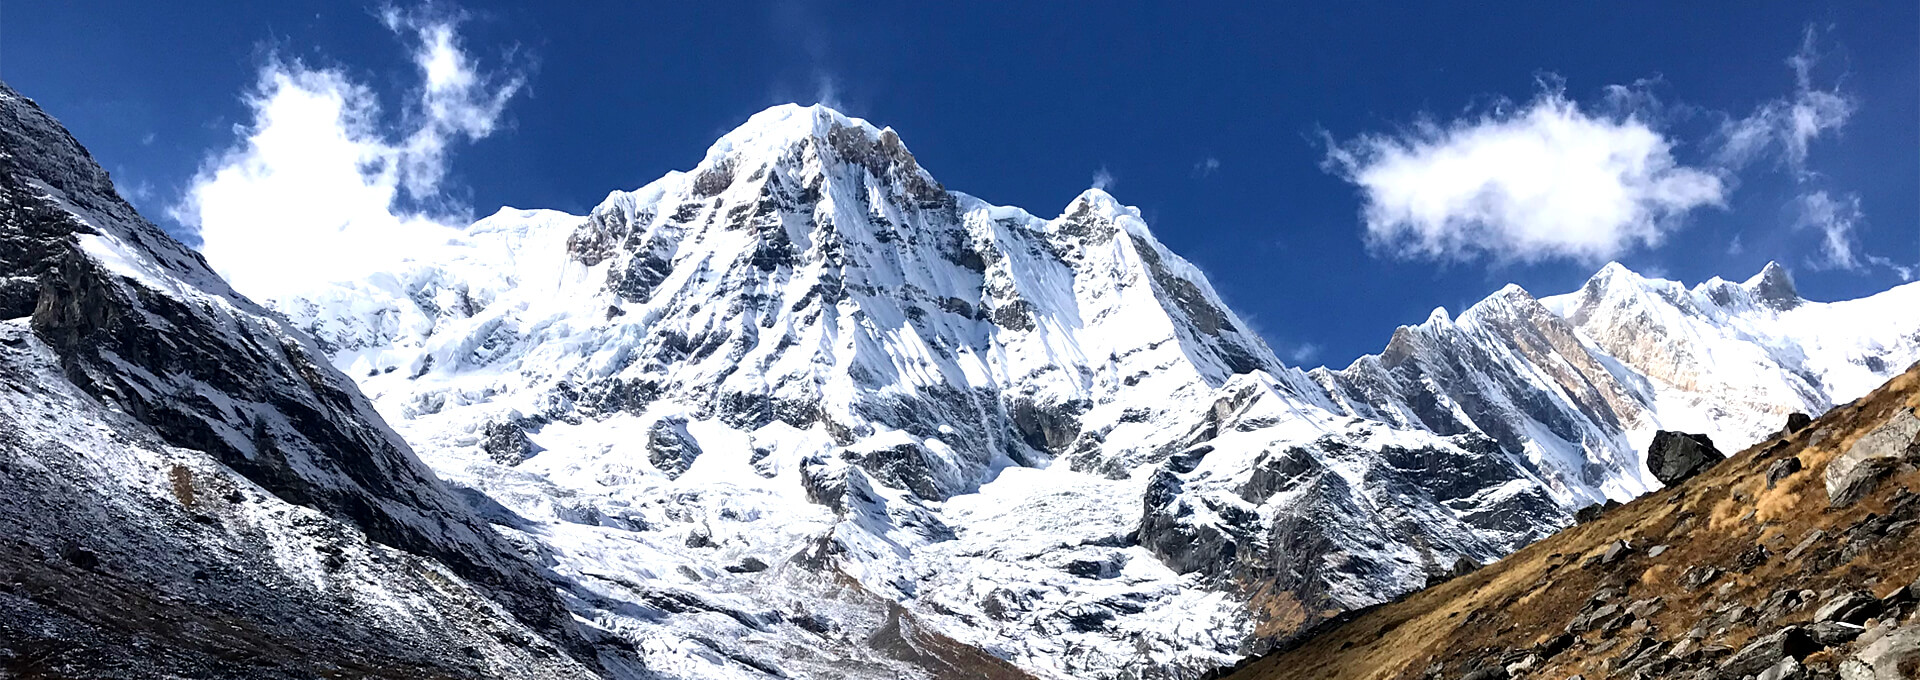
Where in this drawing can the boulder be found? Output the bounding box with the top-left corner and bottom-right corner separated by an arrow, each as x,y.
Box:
1826,408 -> 1920,508
1757,656 -> 1805,680
1719,626 -> 1819,678
1602,539 -> 1635,564
1817,591 -> 1885,626
1839,624 -> 1920,680
1767,456 -> 1803,489
1681,565 -> 1722,590
1648,430 -> 1726,486
1786,412 -> 1813,433
1459,666 -> 1507,680
1808,621 -> 1866,646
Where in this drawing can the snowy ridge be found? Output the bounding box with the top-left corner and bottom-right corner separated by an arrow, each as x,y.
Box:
1315,259 -> 1920,510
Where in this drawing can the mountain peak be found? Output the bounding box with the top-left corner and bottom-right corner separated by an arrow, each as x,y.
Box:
1064,187 -> 1138,221
704,103 -> 883,159
1742,260 -> 1800,309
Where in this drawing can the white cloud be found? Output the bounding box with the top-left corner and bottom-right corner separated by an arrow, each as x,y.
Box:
1091,166 -> 1116,191
175,9 -> 522,301
1192,156 -> 1220,178
1793,190 -> 1862,270
1792,191 -> 1914,279
1324,89 -> 1725,264
1712,26 -> 1855,178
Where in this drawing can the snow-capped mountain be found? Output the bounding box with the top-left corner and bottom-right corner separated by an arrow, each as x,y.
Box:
257,103 -> 1920,679
7,83 -> 1919,680
266,104 -> 1565,678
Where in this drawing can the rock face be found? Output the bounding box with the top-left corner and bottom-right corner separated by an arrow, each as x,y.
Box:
1646,430 -> 1725,485
646,416 -> 703,479
0,82 -> 598,676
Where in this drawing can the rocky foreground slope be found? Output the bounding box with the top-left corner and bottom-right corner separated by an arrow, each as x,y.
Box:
1216,361 -> 1920,679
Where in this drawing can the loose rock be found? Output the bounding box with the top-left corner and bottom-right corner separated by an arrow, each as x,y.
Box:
1767,456 -> 1803,489
1719,626 -> 1819,678
1648,430 -> 1726,485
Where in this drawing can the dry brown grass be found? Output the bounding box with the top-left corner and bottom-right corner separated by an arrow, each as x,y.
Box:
167,464 -> 195,507
1220,366 -> 1920,680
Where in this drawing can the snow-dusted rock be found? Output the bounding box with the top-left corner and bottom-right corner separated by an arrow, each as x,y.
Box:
0,81 -> 602,677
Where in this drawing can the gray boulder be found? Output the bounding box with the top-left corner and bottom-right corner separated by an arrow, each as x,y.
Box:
1648,430 -> 1725,486
1767,456 -> 1803,489
1719,626 -> 1818,678
1758,656 -> 1804,680
1826,408 -> 1920,508
1816,591 -> 1885,626
1839,624 -> 1920,680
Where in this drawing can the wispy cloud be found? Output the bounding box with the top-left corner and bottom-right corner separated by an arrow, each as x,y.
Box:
1712,26 -> 1855,179
1323,85 -> 1724,264
1192,156 -> 1221,179
1794,191 -> 1915,280
812,72 -> 843,110
175,6 -> 524,300
1091,166 -> 1116,191
1794,190 -> 1863,270
1285,342 -> 1322,365
1710,25 -> 1909,278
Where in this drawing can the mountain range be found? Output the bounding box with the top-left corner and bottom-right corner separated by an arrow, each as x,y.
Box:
2,85 -> 1916,679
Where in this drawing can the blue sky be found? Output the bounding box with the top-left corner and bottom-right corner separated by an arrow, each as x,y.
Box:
7,2 -> 1916,366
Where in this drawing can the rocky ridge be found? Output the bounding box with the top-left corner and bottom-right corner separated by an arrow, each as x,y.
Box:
1215,360 -> 1920,679
0,81 -> 609,677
